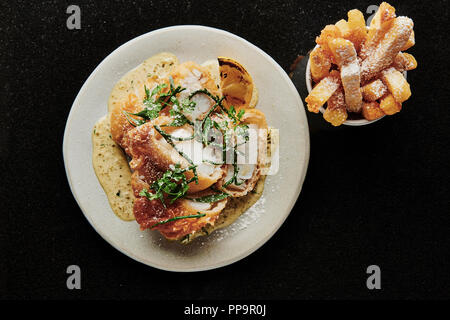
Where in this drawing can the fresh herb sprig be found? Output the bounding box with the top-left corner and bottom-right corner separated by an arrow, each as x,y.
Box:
123,110 -> 146,126
189,88 -> 245,123
148,212 -> 206,229
189,88 -> 248,144
227,105 -> 245,124
153,125 -> 194,141
189,90 -> 249,188
124,77 -> 187,126
188,89 -> 226,146
187,88 -> 253,189
139,164 -> 197,208
153,125 -> 199,186
186,192 -> 229,203
223,151 -> 244,187
166,96 -> 196,127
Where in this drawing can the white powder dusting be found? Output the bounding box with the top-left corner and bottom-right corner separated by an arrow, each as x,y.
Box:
210,195 -> 267,243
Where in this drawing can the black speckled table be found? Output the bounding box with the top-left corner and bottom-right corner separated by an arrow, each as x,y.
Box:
1,0 -> 449,300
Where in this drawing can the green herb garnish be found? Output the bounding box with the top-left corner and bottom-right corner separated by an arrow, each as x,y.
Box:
223,164 -> 239,187
234,123 -> 249,144
149,213 -> 206,229
189,88 -> 249,167
154,125 -> 197,167
154,125 -> 194,141
227,105 -> 241,124
202,116 -> 213,145
122,110 -> 146,127
153,125 -> 199,185
186,192 -> 229,203
139,164 -> 197,208
124,77 -> 186,126
166,96 -> 196,127
202,159 -> 223,165
237,109 -> 245,121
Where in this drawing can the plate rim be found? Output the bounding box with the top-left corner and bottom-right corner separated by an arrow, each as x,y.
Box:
62,25 -> 310,272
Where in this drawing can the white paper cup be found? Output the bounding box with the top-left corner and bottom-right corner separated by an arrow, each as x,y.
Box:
306,44 -> 406,126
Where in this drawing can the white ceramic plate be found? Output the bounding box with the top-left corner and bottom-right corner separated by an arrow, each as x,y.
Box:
63,25 -> 310,272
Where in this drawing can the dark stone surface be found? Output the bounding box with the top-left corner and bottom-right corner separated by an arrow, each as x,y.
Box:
1,0 -> 449,299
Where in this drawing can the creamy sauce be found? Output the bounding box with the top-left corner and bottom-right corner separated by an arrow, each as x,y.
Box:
92,115 -> 134,221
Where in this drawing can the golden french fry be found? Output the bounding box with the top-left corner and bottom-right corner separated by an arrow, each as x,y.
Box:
361,79 -> 388,102
328,38 -> 362,112
381,67 -> 411,103
335,10 -> 367,54
393,52 -> 417,72
346,9 -> 367,52
309,46 -> 332,82
360,2 -> 397,60
323,89 -> 348,126
316,25 -> 342,63
362,101 -> 385,120
328,38 -> 355,65
361,17 -> 414,82
305,70 -> 341,113
380,93 -> 402,115
401,30 -> 415,51
335,19 -> 350,36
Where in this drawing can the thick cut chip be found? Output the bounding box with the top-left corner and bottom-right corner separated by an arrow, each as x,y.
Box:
323,89 -> 348,126
218,57 -> 254,109
328,38 -> 362,112
346,9 -> 367,52
335,19 -> 350,35
340,62 -> 363,112
380,93 -> 402,115
360,2 -> 397,60
310,46 -> 332,82
316,25 -> 342,63
362,79 -> 388,101
316,25 -> 342,46
360,17 -> 414,82
305,70 -> 341,113
335,11 -> 367,54
393,52 -> 417,72
328,38 -> 357,65
381,67 -> 411,103
401,30 -> 415,51
362,101 -> 385,121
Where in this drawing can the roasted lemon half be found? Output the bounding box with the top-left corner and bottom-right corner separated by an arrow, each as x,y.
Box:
218,57 -> 257,109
